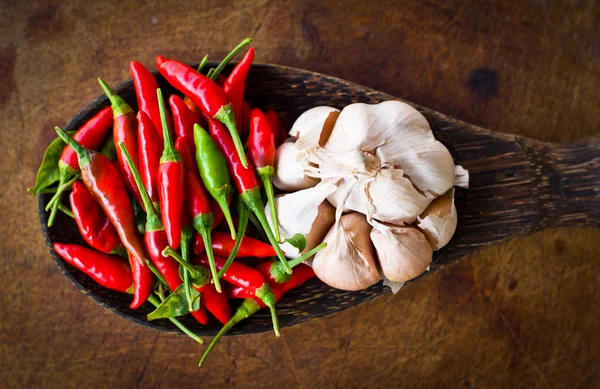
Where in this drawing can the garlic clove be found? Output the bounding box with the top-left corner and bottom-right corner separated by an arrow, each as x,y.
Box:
324,101 -> 435,154
289,106 -> 339,149
313,213 -> 380,291
370,223 -> 432,283
416,188 -> 457,250
273,142 -> 319,191
265,182 -> 338,258
376,141 -> 455,198
367,168 -> 431,224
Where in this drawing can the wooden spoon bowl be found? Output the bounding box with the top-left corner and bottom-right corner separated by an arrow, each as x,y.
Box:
39,63 -> 600,336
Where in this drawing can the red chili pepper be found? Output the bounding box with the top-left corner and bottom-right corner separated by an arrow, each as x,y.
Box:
156,89 -> 185,249
223,48 -> 254,133
130,60 -> 171,140
193,231 -> 275,258
45,107 -> 114,227
98,78 -> 144,208
200,265 -> 315,366
170,95 -> 204,141
248,108 -> 280,241
208,119 -> 291,274
266,110 -> 287,147
195,254 -> 280,335
55,128 -> 152,308
54,243 -> 133,293
156,56 -> 248,168
196,283 -> 231,325
137,111 -> 162,207
70,180 -> 125,256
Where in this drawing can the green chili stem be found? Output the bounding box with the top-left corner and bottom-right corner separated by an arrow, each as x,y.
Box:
217,202 -> 249,279
199,298 -> 260,366
199,228 -> 221,293
162,246 -> 198,275
247,211 -> 268,242
45,172 -> 80,211
57,203 -> 74,218
97,78 -> 133,117
119,142 -> 162,231
214,104 -> 247,168
146,259 -> 168,287
215,195 -> 236,240
206,68 -> 215,79
242,188 -> 291,274
290,242 -> 327,268
180,228 -> 196,312
209,38 -> 253,81
148,294 -> 203,344
157,89 -> 181,163
259,171 -> 280,242
196,55 -> 209,73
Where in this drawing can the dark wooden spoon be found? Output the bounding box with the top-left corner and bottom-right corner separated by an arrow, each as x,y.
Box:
39,63 -> 600,336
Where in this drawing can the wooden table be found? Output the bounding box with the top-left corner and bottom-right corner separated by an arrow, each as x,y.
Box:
1,1 -> 598,388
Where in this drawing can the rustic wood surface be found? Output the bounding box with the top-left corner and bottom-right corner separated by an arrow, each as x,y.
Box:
1,1 -> 599,388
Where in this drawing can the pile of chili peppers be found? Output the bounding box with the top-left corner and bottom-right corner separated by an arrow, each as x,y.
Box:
30,38 -> 325,365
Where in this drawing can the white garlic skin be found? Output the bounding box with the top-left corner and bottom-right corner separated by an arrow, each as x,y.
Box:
370,224 -> 432,283
416,188 -> 457,250
312,213 -> 380,291
289,106 -> 339,147
273,141 -> 319,191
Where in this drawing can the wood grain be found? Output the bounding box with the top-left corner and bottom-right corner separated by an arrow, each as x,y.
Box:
1,0 -> 599,388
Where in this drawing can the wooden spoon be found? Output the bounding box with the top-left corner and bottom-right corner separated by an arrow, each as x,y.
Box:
39,63 -> 600,336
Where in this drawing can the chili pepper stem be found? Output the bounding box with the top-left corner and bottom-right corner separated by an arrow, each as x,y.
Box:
209,38 -> 252,81
213,104 -> 248,168
196,55 -> 209,73
157,89 -> 182,163
45,171 -> 79,213
215,194 -> 237,240
55,128 -> 93,169
118,142 -> 162,230
57,203 -> 74,218
199,228 -> 221,293
257,166 -> 280,242
146,259 -> 169,287
199,298 -> 260,366
162,247 -> 210,288
241,188 -> 291,274
271,242 -> 327,283
98,78 -> 133,117
216,202 -> 249,279
180,228 -> 198,312
255,284 -> 280,337
148,294 -> 204,344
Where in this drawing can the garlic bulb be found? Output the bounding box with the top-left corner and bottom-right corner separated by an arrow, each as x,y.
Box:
370,223 -> 432,283
272,141 -> 319,191
289,106 -> 339,149
312,213 -> 381,291
454,165 -> 469,188
416,188 -> 457,250
383,277 -> 405,294
265,182 -> 338,258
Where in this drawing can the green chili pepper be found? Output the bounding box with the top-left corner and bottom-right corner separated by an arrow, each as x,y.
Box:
193,123 -> 236,239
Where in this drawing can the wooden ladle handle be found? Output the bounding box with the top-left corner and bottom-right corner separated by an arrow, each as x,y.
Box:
521,135 -> 600,229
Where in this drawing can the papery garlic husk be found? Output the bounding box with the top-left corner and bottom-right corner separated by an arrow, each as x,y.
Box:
416,188 -> 457,250
383,277 -> 405,294
273,141 -> 319,191
312,213 -> 381,291
289,106 -> 339,149
326,167 -> 431,224
454,165 -> 469,188
370,223 -> 432,283
265,182 -> 338,259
